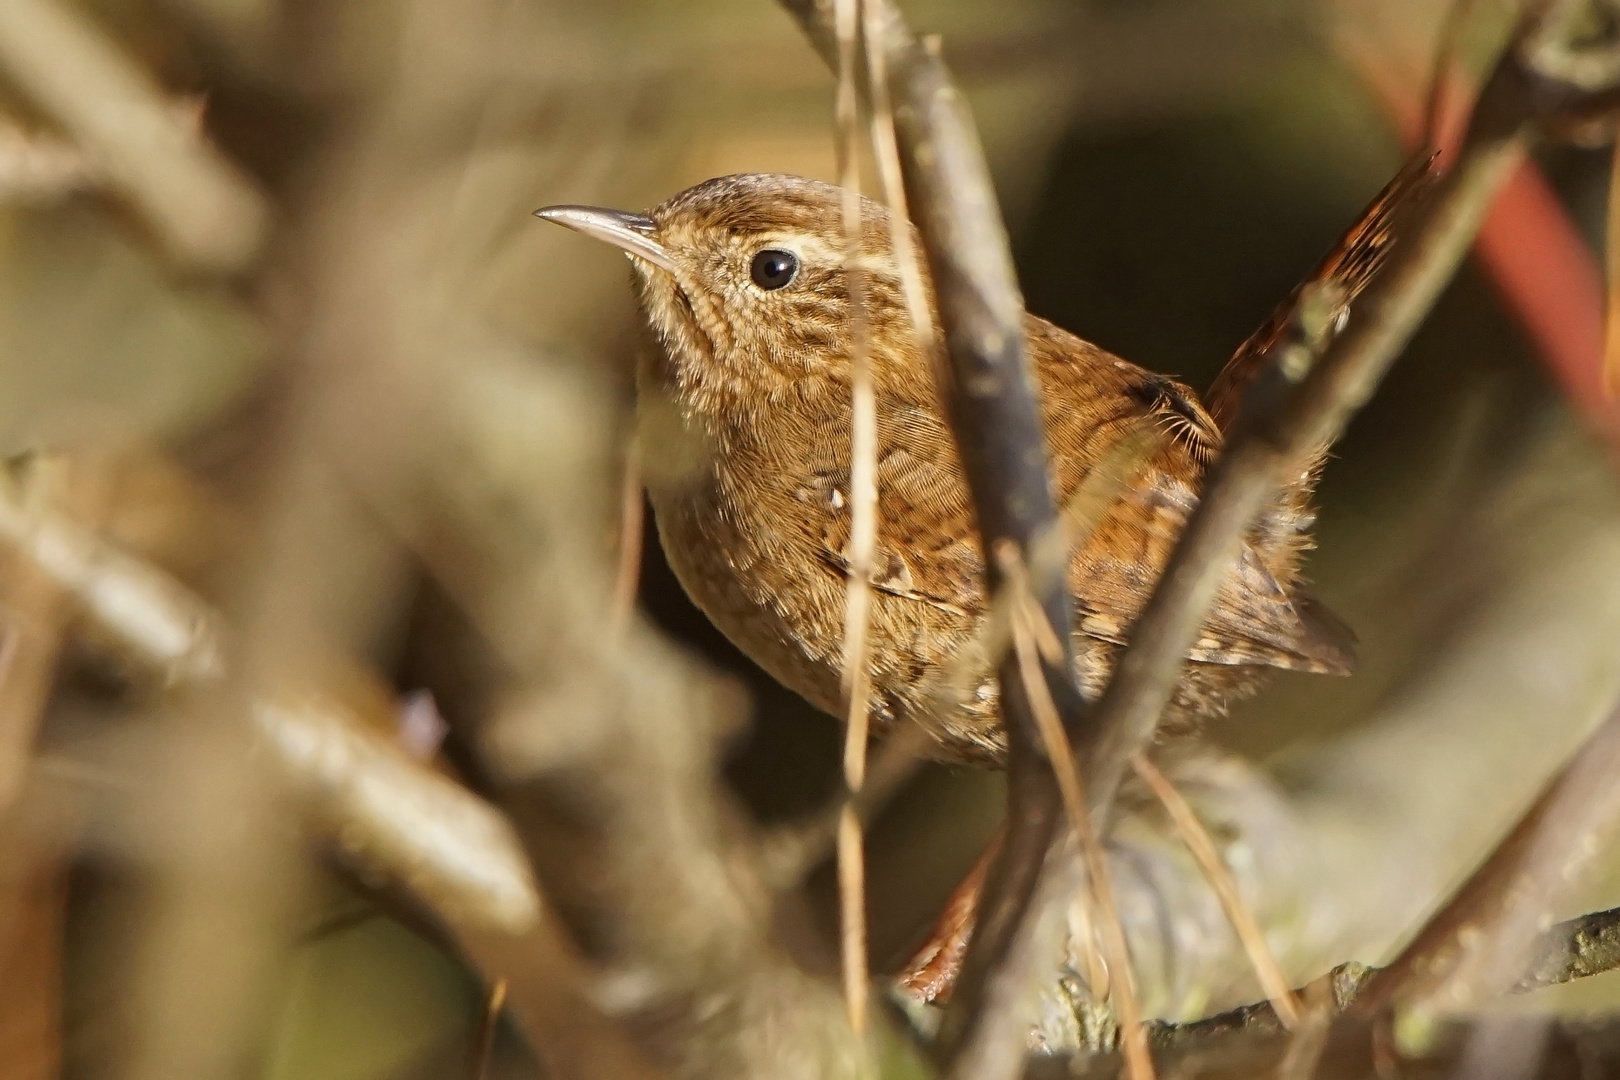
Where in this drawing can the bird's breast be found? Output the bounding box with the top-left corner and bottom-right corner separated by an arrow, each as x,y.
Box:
646,444 -> 850,718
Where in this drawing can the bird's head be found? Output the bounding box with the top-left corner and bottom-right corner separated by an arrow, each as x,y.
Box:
536,173 -> 924,421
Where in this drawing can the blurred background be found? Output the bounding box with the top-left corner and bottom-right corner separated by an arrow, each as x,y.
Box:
1,0 -> 1620,1076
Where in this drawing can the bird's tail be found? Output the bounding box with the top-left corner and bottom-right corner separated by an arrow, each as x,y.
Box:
1202,151 -> 1438,588
1204,152 -> 1440,434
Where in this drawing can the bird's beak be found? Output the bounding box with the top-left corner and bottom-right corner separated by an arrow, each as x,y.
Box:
532,205 -> 674,273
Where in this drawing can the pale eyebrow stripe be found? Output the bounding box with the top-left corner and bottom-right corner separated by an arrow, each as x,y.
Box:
755,233 -> 894,278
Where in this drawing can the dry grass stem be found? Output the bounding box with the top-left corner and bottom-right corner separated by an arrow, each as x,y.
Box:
834,0 -> 876,1034
778,5 -> 1095,1073
836,805 -> 869,1032
1273,974 -> 1336,1080
862,0 -> 937,362
1000,542 -> 1153,1080
1129,751 -> 1301,1029
759,718 -> 933,888
6,0 -> 1620,1075
933,428 -> 1160,760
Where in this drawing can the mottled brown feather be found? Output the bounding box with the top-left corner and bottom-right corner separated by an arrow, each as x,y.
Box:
620,172 -> 1367,764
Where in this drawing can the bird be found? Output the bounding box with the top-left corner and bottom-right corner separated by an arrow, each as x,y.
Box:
533,165 -> 1426,766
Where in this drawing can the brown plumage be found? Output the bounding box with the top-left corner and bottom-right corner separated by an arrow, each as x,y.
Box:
535,166 -> 1428,765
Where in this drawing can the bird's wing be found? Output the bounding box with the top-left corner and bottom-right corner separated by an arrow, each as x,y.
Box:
816,342 -> 1355,676
814,404 -> 985,614
1036,323 -> 1355,675
1067,473 -> 1355,674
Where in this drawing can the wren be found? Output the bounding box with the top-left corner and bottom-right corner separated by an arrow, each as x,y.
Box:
534,170 -> 1420,764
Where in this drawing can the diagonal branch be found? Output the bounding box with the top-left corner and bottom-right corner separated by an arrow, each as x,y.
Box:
1074,13 -> 1551,842
1351,695 -> 1620,1021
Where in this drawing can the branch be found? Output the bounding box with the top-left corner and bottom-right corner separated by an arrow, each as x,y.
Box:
1515,905 -> 1620,992
0,452 -> 663,1080
0,0 -> 266,270
1351,695 -> 1620,1021
1075,88 -> 1524,839
1034,903 -> 1620,1076
775,2 -> 1095,1074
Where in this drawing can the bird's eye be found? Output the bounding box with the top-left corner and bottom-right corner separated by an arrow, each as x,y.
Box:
749,249 -> 799,290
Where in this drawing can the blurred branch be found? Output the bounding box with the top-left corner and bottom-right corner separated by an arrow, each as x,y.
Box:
1514,905 -> 1620,992
0,118 -> 94,202
0,455 -> 225,687
0,449 -> 670,1078
1037,901 -> 1620,1076
1352,695 -> 1620,1022
0,458 -> 81,811
0,0 -> 266,270
251,693 -> 540,937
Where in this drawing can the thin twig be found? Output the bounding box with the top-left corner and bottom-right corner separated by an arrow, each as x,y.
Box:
611,441 -> 643,630
465,977 -> 507,1080
834,0 -> 876,1033
1273,974 -> 1334,1080
1129,751 -> 1300,1030
1515,905 -> 1620,992
1077,28 -> 1546,839
1022,10 -> 1593,1061
759,718 -> 933,888
1002,544 -> 1152,1080
862,0 -> 937,361
1606,137 -> 1620,397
